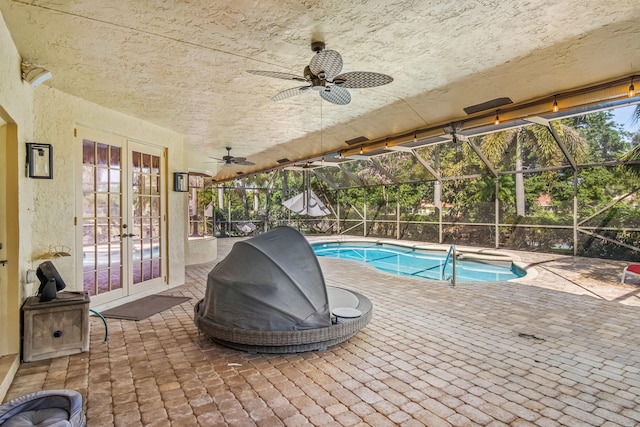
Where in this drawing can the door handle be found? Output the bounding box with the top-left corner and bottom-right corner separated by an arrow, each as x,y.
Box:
0,260 -> 7,266
125,234 -> 138,238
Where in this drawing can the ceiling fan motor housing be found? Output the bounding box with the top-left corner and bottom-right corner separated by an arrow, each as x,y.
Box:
311,41 -> 325,53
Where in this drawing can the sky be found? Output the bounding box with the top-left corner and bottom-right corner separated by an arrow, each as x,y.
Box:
611,104 -> 638,134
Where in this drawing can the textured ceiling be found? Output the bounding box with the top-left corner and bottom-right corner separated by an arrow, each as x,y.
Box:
2,0 -> 640,180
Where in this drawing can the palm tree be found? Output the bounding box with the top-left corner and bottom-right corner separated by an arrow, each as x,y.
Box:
620,144 -> 640,177
479,122 -> 587,216
621,106 -> 640,177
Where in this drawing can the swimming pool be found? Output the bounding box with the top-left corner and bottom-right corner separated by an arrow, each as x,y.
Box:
312,242 -> 525,282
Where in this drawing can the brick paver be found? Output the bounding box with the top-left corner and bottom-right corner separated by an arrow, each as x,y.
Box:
5,237 -> 640,426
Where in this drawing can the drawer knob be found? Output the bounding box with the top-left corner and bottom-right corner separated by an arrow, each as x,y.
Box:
53,330 -> 63,338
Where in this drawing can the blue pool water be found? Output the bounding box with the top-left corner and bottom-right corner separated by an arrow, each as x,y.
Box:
312,242 -> 525,282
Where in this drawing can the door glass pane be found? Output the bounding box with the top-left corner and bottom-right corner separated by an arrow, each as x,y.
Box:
142,154 -> 150,173
143,261 -> 152,281
97,143 -> 108,166
152,261 -> 160,279
109,169 -> 120,192
83,250 -> 95,271
83,139 -> 123,297
82,221 -> 95,245
82,166 -> 94,192
132,262 -> 141,283
97,270 -> 109,294
132,151 -> 141,171
82,193 -> 95,217
96,194 -> 108,216
96,243 -> 109,269
96,219 -> 109,243
110,146 -> 120,168
82,140 -> 95,165
151,156 -> 159,174
109,195 -> 121,216
131,151 -> 162,286
110,267 -> 122,290
84,273 -> 96,296
96,168 -> 109,193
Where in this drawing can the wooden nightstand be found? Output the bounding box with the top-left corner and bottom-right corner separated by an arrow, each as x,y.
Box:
21,292 -> 90,362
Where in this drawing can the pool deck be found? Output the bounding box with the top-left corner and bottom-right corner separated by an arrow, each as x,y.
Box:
5,236 -> 640,426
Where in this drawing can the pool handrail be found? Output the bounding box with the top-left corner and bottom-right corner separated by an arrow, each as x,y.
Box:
442,244 -> 457,286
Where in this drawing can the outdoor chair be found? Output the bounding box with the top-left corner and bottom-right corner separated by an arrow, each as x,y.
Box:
621,264 -> 640,283
236,222 -> 257,236
0,389 -> 85,426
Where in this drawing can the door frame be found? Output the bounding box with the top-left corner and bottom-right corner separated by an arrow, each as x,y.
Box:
75,126 -> 168,306
126,139 -> 168,296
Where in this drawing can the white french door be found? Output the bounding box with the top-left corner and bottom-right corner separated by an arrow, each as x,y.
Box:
77,128 -> 166,306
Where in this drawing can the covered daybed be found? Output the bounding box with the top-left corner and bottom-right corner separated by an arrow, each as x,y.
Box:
194,226 -> 372,353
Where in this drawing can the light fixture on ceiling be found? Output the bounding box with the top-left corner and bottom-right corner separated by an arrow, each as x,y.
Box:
552,96 -> 559,113
629,78 -> 635,97
21,61 -> 52,88
384,140 -> 388,150
359,146 -> 364,155
494,111 -> 500,126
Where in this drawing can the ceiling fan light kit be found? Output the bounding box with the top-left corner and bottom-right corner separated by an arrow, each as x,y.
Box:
247,41 -> 393,105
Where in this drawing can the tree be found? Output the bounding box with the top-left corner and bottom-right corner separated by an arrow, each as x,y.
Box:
479,122 -> 587,217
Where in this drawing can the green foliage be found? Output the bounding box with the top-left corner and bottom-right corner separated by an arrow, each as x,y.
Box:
211,107 -> 640,260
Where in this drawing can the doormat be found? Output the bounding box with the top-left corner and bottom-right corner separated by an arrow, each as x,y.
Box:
100,295 -> 191,321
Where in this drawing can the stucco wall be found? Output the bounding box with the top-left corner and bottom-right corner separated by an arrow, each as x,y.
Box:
1,9 -> 190,301
185,238 -> 217,266
0,10 -> 36,357
30,87 -> 188,292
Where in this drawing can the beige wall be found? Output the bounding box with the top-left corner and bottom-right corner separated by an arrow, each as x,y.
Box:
30,87 -> 188,292
0,10 -> 196,370
0,9 -> 35,395
0,9 -> 35,361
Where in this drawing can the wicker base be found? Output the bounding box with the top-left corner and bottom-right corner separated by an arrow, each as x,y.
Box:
194,289 -> 372,353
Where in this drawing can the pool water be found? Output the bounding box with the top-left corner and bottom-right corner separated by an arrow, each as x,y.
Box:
312,242 -> 524,282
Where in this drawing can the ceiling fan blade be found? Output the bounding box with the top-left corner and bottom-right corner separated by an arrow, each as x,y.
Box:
247,70 -> 307,82
309,49 -> 343,80
230,156 -> 247,162
272,86 -> 311,101
320,85 -> 351,105
333,71 -> 393,88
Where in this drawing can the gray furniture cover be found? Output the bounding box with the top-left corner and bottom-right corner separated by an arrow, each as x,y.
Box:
0,389 -> 85,426
198,226 -> 331,331
194,226 -> 372,353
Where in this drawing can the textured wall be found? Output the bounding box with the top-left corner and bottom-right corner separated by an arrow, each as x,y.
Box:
0,9 -> 36,356
185,238 -> 217,266
31,88 -> 188,291
3,1 -> 640,182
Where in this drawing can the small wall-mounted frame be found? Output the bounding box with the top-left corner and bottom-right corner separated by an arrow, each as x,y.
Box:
26,143 -> 53,179
174,172 -> 189,192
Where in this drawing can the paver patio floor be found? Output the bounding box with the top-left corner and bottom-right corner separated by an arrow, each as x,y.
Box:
5,237 -> 640,426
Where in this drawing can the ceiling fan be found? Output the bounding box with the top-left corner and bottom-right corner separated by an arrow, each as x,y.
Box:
210,147 -> 255,167
247,41 -> 393,105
